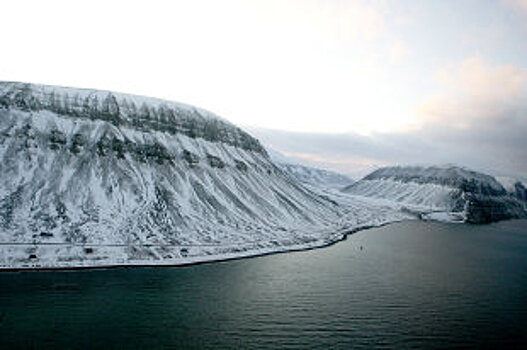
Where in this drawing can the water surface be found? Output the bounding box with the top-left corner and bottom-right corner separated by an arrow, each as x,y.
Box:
1,220 -> 526,349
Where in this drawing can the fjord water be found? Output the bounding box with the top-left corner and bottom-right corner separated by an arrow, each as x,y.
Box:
1,221 -> 526,349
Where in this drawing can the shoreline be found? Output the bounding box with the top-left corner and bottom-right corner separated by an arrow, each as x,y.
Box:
0,220 -> 404,273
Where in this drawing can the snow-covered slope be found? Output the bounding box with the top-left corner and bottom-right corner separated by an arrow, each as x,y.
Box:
343,166 -> 527,223
276,162 -> 353,190
0,82 -> 409,269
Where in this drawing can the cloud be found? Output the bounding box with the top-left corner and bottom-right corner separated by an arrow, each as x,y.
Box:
337,1 -> 386,40
248,57 -> 527,178
393,14 -> 415,26
418,57 -> 526,127
437,57 -> 525,101
389,39 -> 410,64
249,109 -> 527,179
247,127 -> 441,178
245,0 -> 386,43
504,0 -> 527,11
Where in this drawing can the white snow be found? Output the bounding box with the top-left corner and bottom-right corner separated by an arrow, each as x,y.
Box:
344,179 -> 462,211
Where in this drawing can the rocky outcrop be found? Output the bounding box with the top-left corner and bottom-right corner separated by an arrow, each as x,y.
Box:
512,182 -> 527,202
465,194 -> 526,224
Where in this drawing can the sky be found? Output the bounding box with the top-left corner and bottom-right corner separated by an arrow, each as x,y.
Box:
1,0 -> 526,179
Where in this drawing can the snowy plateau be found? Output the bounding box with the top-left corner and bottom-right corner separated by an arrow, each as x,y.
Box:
0,82 -> 524,269
343,166 -> 527,223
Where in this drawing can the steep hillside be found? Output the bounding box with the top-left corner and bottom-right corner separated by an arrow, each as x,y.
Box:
0,82 -> 413,269
0,81 -> 369,268
343,166 -> 526,223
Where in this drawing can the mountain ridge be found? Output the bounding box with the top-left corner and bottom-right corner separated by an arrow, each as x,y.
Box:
0,81 -> 265,154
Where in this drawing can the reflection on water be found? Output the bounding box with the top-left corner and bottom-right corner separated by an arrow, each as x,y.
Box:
1,220 -> 526,349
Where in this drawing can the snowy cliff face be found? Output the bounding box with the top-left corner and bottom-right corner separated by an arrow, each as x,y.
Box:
513,182 -> 527,202
276,162 -> 354,190
0,81 -> 358,268
497,177 -> 527,203
506,181 -> 527,203
343,166 -> 526,223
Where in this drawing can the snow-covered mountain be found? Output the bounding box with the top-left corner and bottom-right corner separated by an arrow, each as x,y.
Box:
497,177 -> 527,202
343,166 -> 527,223
266,149 -> 353,190
275,162 -> 354,190
511,182 -> 527,202
0,82 -> 410,269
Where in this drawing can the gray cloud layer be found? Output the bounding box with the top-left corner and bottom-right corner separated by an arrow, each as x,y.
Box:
248,57 -> 527,180
247,107 -> 527,180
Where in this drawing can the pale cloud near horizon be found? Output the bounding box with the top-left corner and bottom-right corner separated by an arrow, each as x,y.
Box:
249,57 -> 527,178
437,57 -> 525,102
505,0 -> 527,11
418,57 -> 526,128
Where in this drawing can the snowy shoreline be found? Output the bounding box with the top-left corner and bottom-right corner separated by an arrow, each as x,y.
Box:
0,219 -> 407,272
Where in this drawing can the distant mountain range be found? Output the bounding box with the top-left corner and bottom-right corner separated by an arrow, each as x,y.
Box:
275,162 -> 354,190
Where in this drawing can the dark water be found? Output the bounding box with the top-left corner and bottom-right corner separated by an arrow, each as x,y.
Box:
1,220 -> 527,349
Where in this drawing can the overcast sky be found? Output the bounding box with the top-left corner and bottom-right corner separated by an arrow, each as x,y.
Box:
1,0 -> 526,178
